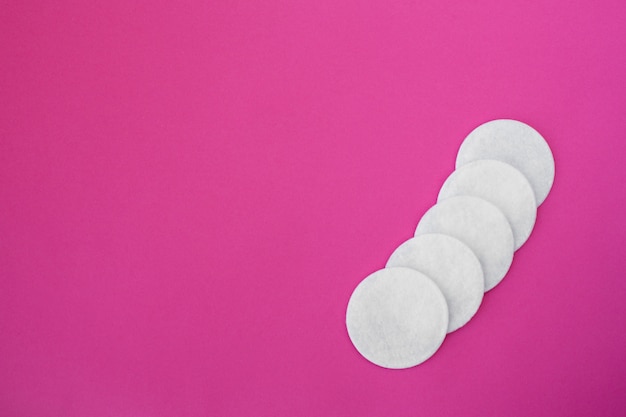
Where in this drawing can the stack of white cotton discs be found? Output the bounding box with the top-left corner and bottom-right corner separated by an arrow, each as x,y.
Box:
346,119 -> 554,369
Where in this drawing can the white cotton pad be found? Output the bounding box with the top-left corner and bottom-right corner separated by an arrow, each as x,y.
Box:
415,196 -> 514,292
386,234 -> 484,333
346,267 -> 448,369
438,160 -> 537,250
456,119 -> 555,206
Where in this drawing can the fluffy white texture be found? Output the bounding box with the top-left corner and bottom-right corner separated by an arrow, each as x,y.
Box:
415,196 -> 514,291
439,160 -> 537,250
346,267 -> 448,369
387,234 -> 484,332
456,119 -> 555,206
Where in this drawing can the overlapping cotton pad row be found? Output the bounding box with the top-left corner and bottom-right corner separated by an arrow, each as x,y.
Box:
346,119 -> 555,369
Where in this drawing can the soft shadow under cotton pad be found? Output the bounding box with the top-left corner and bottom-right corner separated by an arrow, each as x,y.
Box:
415,196 -> 514,292
438,160 -> 537,250
455,119 -> 555,206
346,267 -> 449,369
386,234 -> 484,333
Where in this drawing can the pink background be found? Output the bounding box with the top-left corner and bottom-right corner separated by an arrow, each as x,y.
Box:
2,1 -> 626,416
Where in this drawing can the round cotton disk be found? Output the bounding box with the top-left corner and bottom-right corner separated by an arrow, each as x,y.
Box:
346,267 -> 448,369
386,234 -> 484,333
415,196 -> 514,292
438,160 -> 537,250
456,119 -> 555,206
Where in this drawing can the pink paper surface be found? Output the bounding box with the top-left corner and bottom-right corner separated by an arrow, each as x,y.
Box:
1,1 -> 625,416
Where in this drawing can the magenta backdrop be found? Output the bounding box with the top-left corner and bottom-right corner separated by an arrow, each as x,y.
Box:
1,1 -> 626,416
